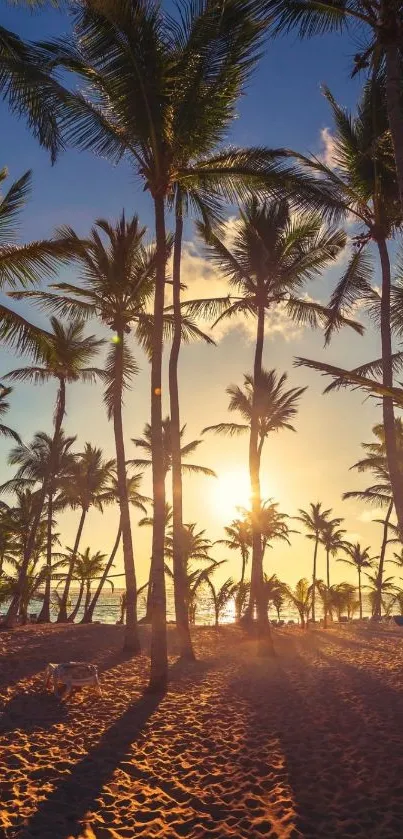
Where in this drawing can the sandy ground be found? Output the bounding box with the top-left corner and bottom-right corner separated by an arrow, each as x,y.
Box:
1,623 -> 403,839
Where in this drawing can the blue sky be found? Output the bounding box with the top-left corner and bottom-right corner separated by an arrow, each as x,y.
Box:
0,2 -> 391,596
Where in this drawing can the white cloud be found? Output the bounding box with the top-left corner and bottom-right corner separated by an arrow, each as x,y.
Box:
319,127 -> 337,169
358,509 -> 384,523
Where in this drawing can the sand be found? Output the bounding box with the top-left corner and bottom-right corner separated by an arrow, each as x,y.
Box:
1,623 -> 403,839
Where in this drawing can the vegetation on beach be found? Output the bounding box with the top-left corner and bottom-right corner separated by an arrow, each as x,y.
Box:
2,0 -> 403,693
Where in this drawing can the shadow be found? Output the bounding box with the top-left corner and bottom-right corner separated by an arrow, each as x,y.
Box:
18,654 -> 217,839
0,690 -> 69,734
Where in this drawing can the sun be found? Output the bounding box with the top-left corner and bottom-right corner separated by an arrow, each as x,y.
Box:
212,469 -> 251,520
211,468 -> 276,521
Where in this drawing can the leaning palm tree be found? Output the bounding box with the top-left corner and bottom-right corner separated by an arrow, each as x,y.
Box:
3,430 -> 76,622
203,364 -> 308,639
82,472 -> 150,624
51,0 -> 288,692
295,503 -> 334,622
290,81 -> 403,535
263,0 -> 403,212
338,543 -> 374,619
57,444 -> 115,623
3,317 -> 103,626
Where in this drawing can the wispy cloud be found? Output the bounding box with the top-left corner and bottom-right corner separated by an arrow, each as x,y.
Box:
319,127 -> 337,169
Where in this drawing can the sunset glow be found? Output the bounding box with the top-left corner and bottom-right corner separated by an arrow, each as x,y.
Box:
212,469 -> 274,521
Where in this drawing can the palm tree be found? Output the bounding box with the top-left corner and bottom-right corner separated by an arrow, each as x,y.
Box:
0,386 -> 21,444
262,0 -> 403,213
295,503 -> 334,622
290,81 -> 403,536
319,519 -> 347,588
263,573 -> 286,618
204,364 -> 308,638
57,444 -> 115,622
205,577 -> 235,627
131,417 -> 215,481
216,517 -> 252,589
285,578 -> 311,629
52,0 -> 286,693
68,548 -> 110,623
365,571 -> 398,616
3,430 -> 76,622
4,318 -> 103,626
131,417 -> 215,642
328,582 -> 359,622
82,473 -> 149,624
343,421 -> 403,615
338,543 -> 374,619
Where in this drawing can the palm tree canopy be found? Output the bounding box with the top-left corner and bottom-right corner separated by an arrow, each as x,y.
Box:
338,542 -> 374,571
0,385 -> 21,443
203,368 -> 306,442
42,1 -> 306,208
295,501 -> 334,537
182,198 -> 359,338
2,429 -> 77,497
60,444 -> 115,513
131,415 -> 215,477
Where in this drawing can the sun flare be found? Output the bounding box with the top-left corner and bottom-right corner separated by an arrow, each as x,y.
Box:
211,469 -> 274,521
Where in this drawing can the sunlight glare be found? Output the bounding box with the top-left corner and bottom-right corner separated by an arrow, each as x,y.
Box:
211,468 -> 274,522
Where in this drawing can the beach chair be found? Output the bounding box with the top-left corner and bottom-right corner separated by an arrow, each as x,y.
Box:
45,662 -> 102,698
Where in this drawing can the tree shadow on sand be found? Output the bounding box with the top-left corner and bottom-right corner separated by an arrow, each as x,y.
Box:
237,630 -> 403,838
17,657 -> 216,839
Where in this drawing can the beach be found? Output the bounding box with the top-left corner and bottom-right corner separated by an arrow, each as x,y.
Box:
1,623 -> 403,838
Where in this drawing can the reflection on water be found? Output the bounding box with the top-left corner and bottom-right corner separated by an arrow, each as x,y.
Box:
0,580 -> 301,624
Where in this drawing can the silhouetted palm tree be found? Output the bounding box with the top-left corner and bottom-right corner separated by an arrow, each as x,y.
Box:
205,577 -> 235,627
285,578 -> 311,629
216,517 -> 252,589
338,543 -> 374,619
204,364 -> 307,640
4,318 -> 103,626
68,548 -> 110,623
263,0 -> 403,212
57,444 -> 115,622
319,519 -> 347,588
295,503 -> 333,622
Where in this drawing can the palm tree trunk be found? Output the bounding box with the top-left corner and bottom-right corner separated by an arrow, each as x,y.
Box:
326,548 -> 330,589
68,578 -> 85,623
358,568 -> 363,620
58,507 -> 86,622
311,536 -> 319,622
37,492 -> 53,623
113,328 -> 140,654
378,238 -> 403,536
240,548 -> 247,585
248,301 -> 274,654
168,194 -> 195,662
83,526 -> 121,623
6,379 -> 66,627
83,580 -> 91,615
384,39 -> 403,214
148,193 -> 168,693
140,561 -> 153,623
375,497 -> 394,618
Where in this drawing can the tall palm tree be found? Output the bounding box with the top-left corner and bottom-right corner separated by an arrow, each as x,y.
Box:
338,543 -> 374,619
68,548 -> 110,623
262,0 -> 403,213
51,0 -> 286,692
365,571 -> 397,616
3,318 -> 103,626
82,472 -> 149,624
216,517 -> 252,588
295,503 -> 333,622
290,81 -> 403,535
204,365 -> 307,635
3,430 -> 76,622
57,444 -> 115,622
319,519 -> 347,588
